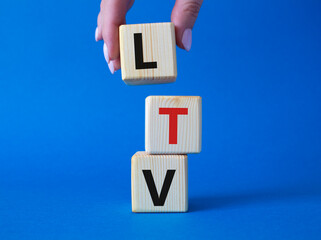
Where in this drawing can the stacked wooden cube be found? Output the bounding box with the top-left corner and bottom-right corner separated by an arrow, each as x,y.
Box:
119,23 -> 202,212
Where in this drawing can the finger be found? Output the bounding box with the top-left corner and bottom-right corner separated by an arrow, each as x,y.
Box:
100,0 -> 133,61
171,0 -> 203,51
103,44 -> 121,74
105,58 -> 120,74
128,0 -> 135,11
95,12 -> 103,41
103,43 -> 114,74
112,58 -> 121,72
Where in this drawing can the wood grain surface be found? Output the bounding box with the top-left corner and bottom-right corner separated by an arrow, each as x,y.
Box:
145,96 -> 202,154
131,152 -> 188,212
119,23 -> 177,85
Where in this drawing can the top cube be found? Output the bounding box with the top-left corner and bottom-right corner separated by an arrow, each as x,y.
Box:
119,23 -> 177,85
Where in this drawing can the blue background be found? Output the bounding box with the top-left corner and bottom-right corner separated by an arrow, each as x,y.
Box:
1,0 -> 321,239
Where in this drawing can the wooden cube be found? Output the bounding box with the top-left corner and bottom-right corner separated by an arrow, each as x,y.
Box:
119,23 -> 177,85
145,96 -> 202,154
131,152 -> 188,213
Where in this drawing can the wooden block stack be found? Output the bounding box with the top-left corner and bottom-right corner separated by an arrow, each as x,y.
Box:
119,23 -> 202,213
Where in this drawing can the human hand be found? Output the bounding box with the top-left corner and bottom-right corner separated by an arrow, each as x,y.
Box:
95,0 -> 203,74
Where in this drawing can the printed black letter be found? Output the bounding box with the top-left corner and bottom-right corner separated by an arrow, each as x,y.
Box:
134,33 -> 157,70
142,170 -> 176,206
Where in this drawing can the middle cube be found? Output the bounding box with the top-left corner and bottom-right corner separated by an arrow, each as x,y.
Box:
145,96 -> 202,154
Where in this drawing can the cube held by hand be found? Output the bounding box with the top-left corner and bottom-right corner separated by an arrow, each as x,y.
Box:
119,23 -> 177,85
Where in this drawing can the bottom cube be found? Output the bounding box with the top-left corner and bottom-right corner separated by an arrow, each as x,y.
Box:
131,152 -> 188,212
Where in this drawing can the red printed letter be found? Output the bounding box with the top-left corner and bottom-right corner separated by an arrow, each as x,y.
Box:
159,108 -> 188,144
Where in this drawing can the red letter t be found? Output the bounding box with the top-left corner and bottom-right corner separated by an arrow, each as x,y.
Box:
159,108 -> 188,144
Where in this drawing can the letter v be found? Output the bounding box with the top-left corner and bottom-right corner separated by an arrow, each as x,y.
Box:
142,170 -> 176,206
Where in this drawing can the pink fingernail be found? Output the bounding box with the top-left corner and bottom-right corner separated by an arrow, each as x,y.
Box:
182,28 -> 192,52
103,43 -> 110,63
108,61 -> 115,74
95,27 -> 99,42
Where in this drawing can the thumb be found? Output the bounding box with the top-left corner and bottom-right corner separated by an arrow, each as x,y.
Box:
171,0 -> 203,51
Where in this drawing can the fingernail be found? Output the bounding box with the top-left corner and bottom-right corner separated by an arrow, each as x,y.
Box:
103,43 -> 110,63
95,27 -> 99,41
108,61 -> 115,74
182,28 -> 192,51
